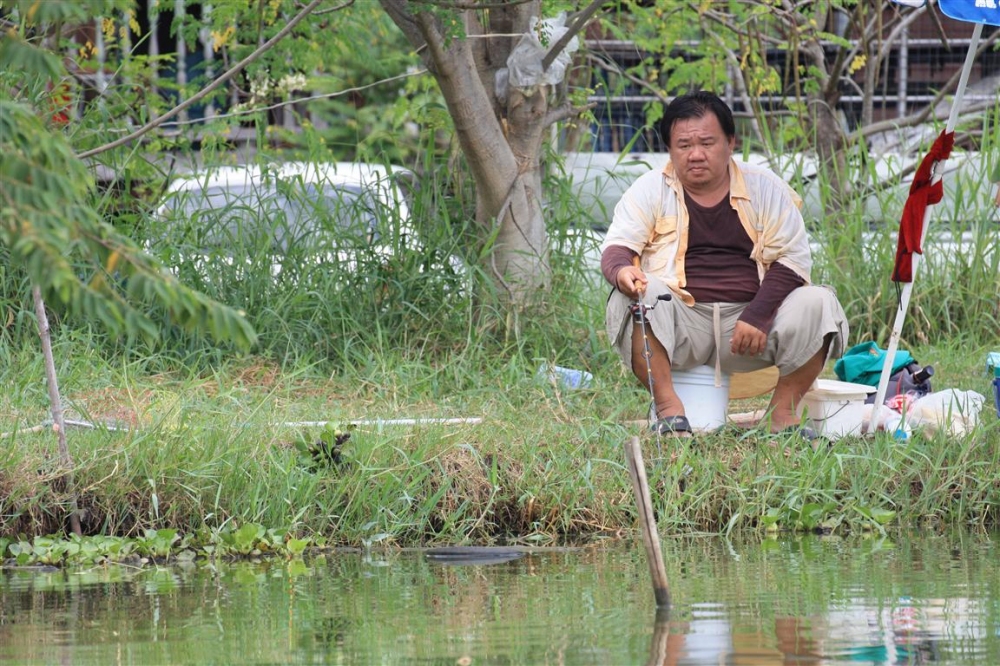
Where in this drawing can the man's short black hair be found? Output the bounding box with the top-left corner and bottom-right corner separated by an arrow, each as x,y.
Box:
658,91 -> 736,148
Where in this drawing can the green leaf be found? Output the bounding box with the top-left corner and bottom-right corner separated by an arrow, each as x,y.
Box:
286,538 -> 309,557
0,37 -> 64,82
870,508 -> 896,526
799,502 -> 837,531
233,523 -> 264,553
0,100 -> 257,350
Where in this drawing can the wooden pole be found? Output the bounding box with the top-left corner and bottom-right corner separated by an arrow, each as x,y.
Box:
33,286 -> 82,536
623,435 -> 670,608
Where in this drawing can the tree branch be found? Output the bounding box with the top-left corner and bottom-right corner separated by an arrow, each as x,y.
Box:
306,0 -> 354,15
694,4 -> 784,47
700,24 -> 769,154
875,3 -> 925,67
406,0 -> 534,9
857,98 -> 996,149
77,0 -> 327,160
542,100 -> 595,129
855,30 -> 998,146
585,52 -> 667,105
414,7 -> 450,72
541,0 -> 606,72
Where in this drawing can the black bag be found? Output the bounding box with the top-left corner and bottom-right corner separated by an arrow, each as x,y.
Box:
864,362 -> 934,404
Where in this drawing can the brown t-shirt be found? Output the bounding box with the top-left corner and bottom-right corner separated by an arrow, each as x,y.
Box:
683,191 -> 758,302
600,191 -> 805,333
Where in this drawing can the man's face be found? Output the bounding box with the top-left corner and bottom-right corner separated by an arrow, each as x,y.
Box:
668,113 -> 735,195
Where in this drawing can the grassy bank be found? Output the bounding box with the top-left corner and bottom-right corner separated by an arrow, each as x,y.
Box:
2,145 -> 999,562
2,328 -> 997,562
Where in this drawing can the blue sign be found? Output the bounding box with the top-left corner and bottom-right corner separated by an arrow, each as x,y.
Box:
940,0 -> 1000,25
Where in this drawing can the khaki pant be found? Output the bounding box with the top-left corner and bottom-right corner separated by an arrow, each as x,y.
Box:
606,276 -> 849,376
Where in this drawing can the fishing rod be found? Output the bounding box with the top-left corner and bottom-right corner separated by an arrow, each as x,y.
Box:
629,257 -> 672,449
632,295 -> 672,424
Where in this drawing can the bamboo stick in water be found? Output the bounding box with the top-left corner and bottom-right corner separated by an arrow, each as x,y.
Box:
623,435 -> 670,608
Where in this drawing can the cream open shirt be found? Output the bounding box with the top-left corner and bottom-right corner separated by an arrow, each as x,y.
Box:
600,159 -> 813,306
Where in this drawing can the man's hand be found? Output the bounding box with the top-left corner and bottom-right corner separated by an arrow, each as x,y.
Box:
731,320 -> 767,356
616,265 -> 648,300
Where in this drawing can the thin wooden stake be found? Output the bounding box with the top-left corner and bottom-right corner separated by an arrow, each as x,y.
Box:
33,286 -> 82,537
623,435 -> 670,608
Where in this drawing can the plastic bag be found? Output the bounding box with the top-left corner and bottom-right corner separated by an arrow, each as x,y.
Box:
507,13 -> 580,89
905,389 -> 986,436
862,403 -> 913,439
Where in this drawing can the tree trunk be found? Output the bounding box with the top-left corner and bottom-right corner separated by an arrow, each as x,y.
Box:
379,1 -> 551,308
811,94 -> 851,217
799,26 -> 851,221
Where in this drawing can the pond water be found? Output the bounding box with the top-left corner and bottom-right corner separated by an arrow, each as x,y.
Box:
1,532 -> 997,665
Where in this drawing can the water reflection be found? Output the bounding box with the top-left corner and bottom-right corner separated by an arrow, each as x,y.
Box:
646,600 -> 975,665
642,535 -> 995,665
0,533 -> 996,665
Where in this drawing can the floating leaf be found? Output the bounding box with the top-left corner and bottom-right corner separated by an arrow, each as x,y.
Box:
286,538 -> 310,557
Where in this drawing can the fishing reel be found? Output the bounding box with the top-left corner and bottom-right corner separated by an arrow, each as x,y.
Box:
630,293 -> 672,322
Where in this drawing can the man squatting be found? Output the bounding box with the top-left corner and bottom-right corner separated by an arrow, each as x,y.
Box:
600,91 -> 850,438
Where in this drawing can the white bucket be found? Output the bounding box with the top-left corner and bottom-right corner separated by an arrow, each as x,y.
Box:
673,365 -> 730,431
798,379 -> 874,439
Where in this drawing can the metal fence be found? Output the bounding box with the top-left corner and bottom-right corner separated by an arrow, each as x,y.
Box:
586,19 -> 998,153
67,5 -> 998,153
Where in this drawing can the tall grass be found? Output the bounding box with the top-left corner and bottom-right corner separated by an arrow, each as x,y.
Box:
803,108 -> 999,345
2,351 -> 997,544
5,128 -> 996,369
2,128 -> 998,548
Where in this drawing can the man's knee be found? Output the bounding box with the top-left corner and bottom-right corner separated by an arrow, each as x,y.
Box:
786,285 -> 840,318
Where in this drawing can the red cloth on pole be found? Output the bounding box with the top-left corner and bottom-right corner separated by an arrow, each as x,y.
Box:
891,130 -> 954,283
